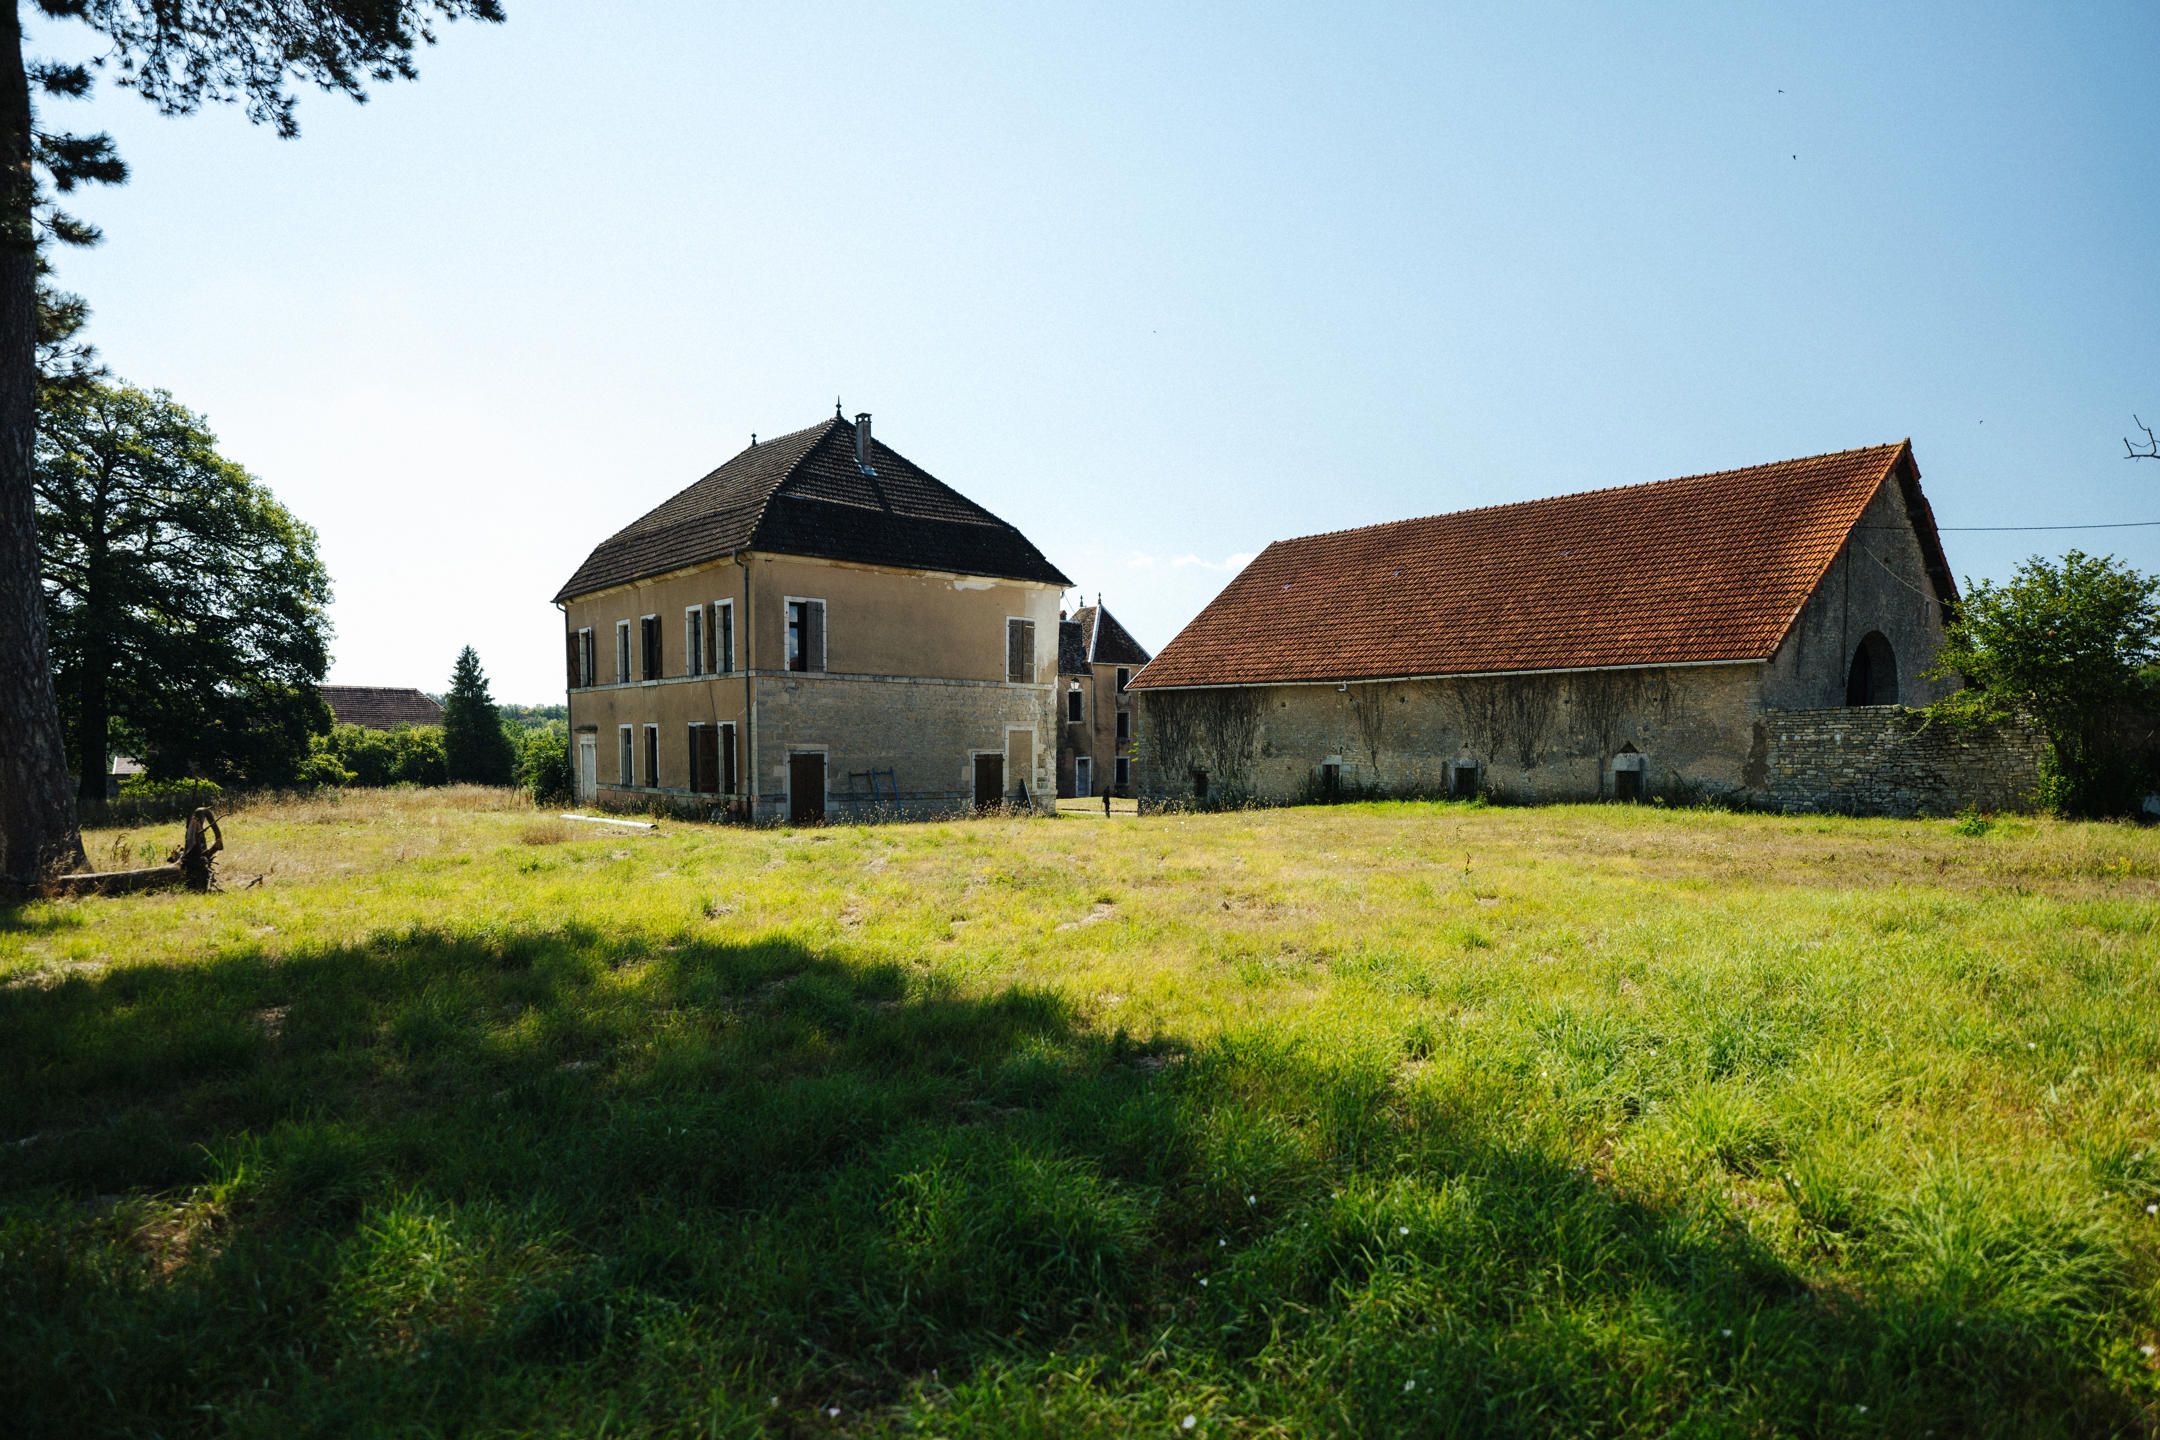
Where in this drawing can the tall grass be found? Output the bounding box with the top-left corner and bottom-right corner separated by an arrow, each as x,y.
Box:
3,795 -> 2157,1435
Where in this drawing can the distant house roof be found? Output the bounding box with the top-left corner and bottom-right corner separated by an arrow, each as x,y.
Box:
1132,441 -> 1952,690
555,414 -> 1071,602
1058,619 -> 1090,676
322,686 -> 445,730
1072,605 -> 1152,666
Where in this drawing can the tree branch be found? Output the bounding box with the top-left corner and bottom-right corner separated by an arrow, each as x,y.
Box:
2129,414 -> 2158,460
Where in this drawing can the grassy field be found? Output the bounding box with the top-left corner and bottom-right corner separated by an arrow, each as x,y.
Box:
5,789 -> 2160,1437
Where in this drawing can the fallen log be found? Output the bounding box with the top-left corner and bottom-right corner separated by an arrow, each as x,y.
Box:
42,808 -> 224,899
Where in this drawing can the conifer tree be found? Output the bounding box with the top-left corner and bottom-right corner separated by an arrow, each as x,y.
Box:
0,1 -> 504,882
442,646 -> 513,786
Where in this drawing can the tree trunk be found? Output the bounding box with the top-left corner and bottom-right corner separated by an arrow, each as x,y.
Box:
0,3 -> 83,881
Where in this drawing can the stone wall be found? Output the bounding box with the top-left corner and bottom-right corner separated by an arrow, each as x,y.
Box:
749,671 -> 1057,821
1759,706 -> 2044,816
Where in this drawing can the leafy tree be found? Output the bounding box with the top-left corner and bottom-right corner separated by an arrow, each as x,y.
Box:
514,720 -> 570,805
37,382 -> 332,798
0,1 -> 504,881
442,646 -> 514,785
1926,550 -> 2160,817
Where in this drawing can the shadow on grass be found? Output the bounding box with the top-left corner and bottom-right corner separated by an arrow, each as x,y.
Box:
0,921 -> 2145,1437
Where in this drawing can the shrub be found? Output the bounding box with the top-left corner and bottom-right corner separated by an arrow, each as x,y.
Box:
515,724 -> 572,806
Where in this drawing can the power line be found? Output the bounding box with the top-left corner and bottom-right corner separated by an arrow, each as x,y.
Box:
1936,520 -> 2160,532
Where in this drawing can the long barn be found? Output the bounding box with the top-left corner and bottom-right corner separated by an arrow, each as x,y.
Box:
1127,442 -> 2040,815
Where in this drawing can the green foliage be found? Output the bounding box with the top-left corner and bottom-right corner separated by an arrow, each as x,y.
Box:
1927,551 -> 2160,817
1952,804 -> 1994,838
442,647 -> 516,787
307,724 -> 447,788
35,382 -> 334,795
499,702 -> 568,728
514,723 -> 572,806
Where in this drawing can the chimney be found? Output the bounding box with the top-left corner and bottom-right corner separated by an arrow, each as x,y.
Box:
854,412 -> 873,471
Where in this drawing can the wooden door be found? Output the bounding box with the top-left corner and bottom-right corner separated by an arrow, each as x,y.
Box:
1073,756 -> 1091,798
973,753 -> 1004,811
576,736 -> 596,803
789,753 -> 825,823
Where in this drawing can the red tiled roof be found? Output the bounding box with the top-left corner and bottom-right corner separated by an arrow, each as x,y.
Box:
1131,442 -> 1944,690
321,686 -> 445,730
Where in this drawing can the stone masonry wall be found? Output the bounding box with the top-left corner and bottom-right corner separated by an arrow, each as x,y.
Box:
1761,706 -> 2044,816
750,672 -> 1057,822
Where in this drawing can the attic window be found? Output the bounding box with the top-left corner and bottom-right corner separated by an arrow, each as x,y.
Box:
1066,687 -> 1083,723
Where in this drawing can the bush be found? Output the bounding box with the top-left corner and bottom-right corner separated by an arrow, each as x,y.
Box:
305,724 -> 448,789
515,723 -> 572,806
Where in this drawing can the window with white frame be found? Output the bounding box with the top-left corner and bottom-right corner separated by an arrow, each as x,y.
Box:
785,598 -> 826,672
1066,686 -> 1083,723
1006,617 -> 1035,683
568,626 -> 595,689
713,599 -> 736,674
684,606 -> 705,677
618,725 -> 634,786
640,615 -> 661,681
615,621 -> 632,684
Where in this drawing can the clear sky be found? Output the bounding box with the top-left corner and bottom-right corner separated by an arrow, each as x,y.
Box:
35,2 -> 2160,702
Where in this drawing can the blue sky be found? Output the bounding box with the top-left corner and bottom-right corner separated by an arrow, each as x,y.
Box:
35,2 -> 2160,701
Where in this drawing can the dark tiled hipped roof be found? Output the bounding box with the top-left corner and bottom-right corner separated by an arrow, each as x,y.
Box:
321,686 -> 445,730
1069,605 -> 1152,667
1058,619 -> 1090,676
555,416 -> 1070,601
1132,442 -> 1949,690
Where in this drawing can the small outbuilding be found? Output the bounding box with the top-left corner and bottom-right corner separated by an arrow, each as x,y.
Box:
1128,441 -> 2040,815
321,686 -> 445,731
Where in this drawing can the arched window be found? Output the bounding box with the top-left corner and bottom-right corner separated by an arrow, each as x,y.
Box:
1845,631 -> 1899,706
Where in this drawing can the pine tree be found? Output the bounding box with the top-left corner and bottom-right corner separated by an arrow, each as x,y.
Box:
442,646 -> 514,786
0,2 -> 504,882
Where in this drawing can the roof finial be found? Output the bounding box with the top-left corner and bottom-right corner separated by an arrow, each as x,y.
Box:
835,396 -> 843,418
750,433 -> 757,447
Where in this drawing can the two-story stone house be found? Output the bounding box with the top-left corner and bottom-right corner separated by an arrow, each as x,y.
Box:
1056,602 -> 1151,798
555,411 -> 1072,821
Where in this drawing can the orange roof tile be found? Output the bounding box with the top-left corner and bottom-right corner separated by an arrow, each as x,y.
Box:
1131,442 -> 1942,689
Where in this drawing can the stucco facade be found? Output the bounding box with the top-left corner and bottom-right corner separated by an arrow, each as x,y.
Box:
563,552 -> 1063,821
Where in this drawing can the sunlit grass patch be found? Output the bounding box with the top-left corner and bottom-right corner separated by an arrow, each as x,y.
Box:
2,793 -> 2158,1434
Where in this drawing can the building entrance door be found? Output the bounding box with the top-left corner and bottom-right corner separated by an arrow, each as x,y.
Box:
576,736 -> 596,803
788,753 -> 826,824
973,753 -> 1004,811
1073,756 -> 1091,798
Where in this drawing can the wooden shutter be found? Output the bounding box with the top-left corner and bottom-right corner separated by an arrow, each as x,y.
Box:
717,603 -> 734,673
566,630 -> 581,689
805,601 -> 825,672
1008,619 -> 1033,682
696,725 -> 721,795
721,722 -> 738,795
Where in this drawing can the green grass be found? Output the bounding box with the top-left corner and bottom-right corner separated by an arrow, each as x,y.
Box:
5,787 -> 2160,1437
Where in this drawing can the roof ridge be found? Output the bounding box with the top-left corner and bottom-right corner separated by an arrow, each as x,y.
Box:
1277,441 -> 1910,548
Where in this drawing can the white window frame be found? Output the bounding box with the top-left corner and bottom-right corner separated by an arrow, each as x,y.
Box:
713,598 -> 736,675
718,720 -> 738,795
575,627 -> 594,688
1066,683 -> 1084,724
640,614 -> 661,681
684,605 -> 705,678
784,596 -> 827,673
643,723 -> 660,789
615,621 -> 632,685
1005,616 -> 1036,684
1074,755 -> 1091,798
617,724 -> 634,787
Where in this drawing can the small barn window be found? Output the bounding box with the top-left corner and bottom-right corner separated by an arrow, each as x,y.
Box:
1845,631 -> 1898,706
1612,745 -> 1646,802
1320,761 -> 1342,802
